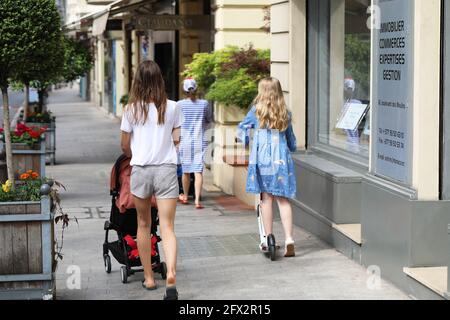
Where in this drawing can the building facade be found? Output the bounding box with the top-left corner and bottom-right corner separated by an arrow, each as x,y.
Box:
270,0 -> 450,299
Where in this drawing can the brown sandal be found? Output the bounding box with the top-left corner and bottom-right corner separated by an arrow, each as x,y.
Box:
284,241 -> 295,257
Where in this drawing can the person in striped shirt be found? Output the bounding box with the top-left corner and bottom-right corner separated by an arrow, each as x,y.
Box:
177,78 -> 212,209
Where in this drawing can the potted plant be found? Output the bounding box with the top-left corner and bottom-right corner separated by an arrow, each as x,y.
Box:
0,123 -> 47,180
182,45 -> 270,124
0,170 -> 69,300
24,111 -> 56,165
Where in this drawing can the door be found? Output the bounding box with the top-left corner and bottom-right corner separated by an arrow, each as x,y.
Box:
155,42 -> 176,100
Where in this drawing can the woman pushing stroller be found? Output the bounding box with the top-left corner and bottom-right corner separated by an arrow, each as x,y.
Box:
237,77 -> 298,258
121,60 -> 183,300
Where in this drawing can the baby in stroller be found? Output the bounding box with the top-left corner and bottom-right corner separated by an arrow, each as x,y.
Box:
103,154 -> 167,284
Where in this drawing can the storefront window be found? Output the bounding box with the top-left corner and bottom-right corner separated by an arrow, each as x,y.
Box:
308,0 -> 371,160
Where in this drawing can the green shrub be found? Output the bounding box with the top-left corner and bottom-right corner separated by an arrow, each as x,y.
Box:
182,45 -> 270,109
206,69 -> 258,109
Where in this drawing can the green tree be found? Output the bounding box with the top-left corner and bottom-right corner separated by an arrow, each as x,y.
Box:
18,17 -> 64,116
345,34 -> 371,100
61,36 -> 94,83
0,0 -> 63,186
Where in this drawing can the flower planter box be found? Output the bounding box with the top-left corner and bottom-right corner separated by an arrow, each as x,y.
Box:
214,103 -> 248,125
26,120 -> 56,166
0,196 -> 55,300
12,141 -> 46,180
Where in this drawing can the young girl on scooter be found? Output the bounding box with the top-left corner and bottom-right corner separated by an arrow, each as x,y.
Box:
237,77 -> 298,257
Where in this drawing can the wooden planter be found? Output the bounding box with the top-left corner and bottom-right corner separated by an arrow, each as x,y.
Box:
12,141 -> 46,180
214,102 -> 248,125
0,197 -> 55,300
25,120 -> 56,166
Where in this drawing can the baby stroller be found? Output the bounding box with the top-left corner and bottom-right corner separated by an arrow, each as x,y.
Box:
103,154 -> 167,283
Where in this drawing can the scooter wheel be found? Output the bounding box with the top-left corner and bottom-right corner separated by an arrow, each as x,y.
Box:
269,245 -> 276,261
267,234 -> 276,261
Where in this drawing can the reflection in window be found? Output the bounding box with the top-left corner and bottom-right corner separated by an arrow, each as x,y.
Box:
312,0 -> 371,159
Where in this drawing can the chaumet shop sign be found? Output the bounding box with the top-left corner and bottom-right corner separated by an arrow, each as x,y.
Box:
130,15 -> 212,31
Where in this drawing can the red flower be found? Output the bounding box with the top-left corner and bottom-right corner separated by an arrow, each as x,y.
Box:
29,131 -> 40,139
14,123 -> 29,136
16,123 -> 27,131
0,128 -> 4,134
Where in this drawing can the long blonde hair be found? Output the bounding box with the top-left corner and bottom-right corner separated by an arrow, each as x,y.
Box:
127,60 -> 168,125
253,77 -> 289,131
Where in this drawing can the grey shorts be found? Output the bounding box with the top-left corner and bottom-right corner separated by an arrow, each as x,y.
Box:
131,164 -> 179,199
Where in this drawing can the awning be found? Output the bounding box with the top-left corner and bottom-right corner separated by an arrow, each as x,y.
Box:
92,11 -> 110,36
62,0 -> 131,33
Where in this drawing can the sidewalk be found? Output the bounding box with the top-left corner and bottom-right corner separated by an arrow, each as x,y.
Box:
47,87 -> 410,300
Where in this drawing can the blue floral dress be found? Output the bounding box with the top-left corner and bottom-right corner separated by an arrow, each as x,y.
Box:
237,106 -> 297,199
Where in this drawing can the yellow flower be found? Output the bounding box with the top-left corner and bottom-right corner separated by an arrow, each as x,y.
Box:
2,180 -> 12,193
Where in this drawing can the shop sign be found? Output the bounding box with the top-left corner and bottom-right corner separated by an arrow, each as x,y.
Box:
130,15 -> 212,31
372,0 -> 413,184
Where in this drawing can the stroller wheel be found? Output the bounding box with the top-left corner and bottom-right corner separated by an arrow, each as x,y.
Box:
160,262 -> 167,280
120,266 -> 128,284
104,255 -> 111,274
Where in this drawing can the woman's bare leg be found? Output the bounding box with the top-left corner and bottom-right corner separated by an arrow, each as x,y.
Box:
194,173 -> 203,205
261,193 -> 274,235
182,173 -> 191,201
134,196 -> 155,287
157,198 -> 178,287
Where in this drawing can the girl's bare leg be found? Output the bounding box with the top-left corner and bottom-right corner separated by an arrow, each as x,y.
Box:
275,196 -> 294,241
261,193 -> 274,235
275,196 -> 295,256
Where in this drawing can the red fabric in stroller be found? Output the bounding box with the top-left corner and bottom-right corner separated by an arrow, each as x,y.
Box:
110,156 -> 157,213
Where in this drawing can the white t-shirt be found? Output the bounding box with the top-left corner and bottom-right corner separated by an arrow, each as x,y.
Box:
120,100 -> 184,166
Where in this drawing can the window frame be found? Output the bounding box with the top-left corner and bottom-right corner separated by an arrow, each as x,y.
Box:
307,0 -> 371,171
